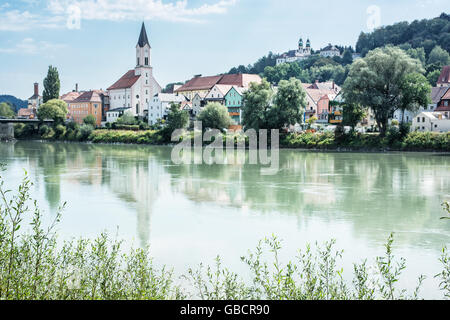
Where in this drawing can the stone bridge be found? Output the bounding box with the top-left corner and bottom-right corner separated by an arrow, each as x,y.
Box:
0,119 -> 54,140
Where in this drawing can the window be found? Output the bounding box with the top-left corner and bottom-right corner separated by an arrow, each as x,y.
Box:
422,117 -> 425,122
145,57 -> 149,65
137,58 -> 140,65
417,117 -> 420,122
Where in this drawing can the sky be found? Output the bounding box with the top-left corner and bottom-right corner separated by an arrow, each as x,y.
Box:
0,0 -> 449,99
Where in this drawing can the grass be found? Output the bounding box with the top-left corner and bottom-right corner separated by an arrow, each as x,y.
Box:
0,165 -> 449,300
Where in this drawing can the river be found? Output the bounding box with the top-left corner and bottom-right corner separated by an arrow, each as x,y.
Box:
0,141 -> 449,298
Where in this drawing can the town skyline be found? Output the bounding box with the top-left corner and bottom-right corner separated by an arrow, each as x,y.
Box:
1,0 -> 449,99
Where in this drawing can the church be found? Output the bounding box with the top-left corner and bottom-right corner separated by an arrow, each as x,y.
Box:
107,23 -> 161,118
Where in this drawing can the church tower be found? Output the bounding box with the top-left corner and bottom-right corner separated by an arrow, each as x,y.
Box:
306,38 -> 311,53
135,22 -> 152,76
298,37 -> 304,51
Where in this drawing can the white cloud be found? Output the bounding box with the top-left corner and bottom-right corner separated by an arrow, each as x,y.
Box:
0,38 -> 66,55
47,0 -> 237,23
0,0 -> 237,31
0,9 -> 64,31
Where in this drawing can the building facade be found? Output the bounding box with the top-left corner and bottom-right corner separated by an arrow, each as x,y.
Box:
107,23 -> 161,118
411,112 -> 450,132
67,90 -> 105,126
224,86 -> 244,124
320,44 -> 341,58
148,93 -> 187,125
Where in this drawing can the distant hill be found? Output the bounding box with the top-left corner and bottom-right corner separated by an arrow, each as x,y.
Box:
0,95 -> 27,112
356,12 -> 450,57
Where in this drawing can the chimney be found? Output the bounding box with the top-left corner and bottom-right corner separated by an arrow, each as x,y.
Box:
34,83 -> 39,96
75,83 -> 78,92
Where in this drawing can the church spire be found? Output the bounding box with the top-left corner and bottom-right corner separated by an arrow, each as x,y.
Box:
137,22 -> 150,48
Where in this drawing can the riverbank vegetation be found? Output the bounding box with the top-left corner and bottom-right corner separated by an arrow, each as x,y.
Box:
0,167 -> 449,300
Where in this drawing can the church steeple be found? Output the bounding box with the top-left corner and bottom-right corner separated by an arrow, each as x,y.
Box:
137,22 -> 150,48
136,22 -> 151,68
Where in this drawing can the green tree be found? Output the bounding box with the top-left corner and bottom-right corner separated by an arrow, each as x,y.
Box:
0,102 -> 15,118
42,66 -> 61,103
37,99 -> 68,124
427,69 -> 441,86
342,50 -> 353,65
198,102 -> 232,130
342,103 -> 366,131
427,45 -> 450,67
398,73 -> 431,123
162,103 -> 189,141
241,79 -> 273,131
269,78 -> 307,129
343,46 -> 424,136
406,47 -> 426,67
83,114 -> 96,127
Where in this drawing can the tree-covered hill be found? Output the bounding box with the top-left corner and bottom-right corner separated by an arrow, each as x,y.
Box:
0,95 -> 27,112
356,13 -> 450,57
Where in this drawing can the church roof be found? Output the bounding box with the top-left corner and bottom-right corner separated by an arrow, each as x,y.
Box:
107,70 -> 141,90
137,22 -> 150,48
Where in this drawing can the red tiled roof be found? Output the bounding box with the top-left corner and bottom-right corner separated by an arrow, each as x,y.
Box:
175,75 -> 222,92
175,74 -> 262,92
71,90 -> 102,103
107,70 -> 141,90
18,108 -> 36,117
431,87 -> 450,104
442,88 -> 450,100
218,74 -> 262,87
60,91 -> 81,103
437,66 -> 450,86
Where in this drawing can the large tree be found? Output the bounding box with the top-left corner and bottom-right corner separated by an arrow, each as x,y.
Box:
197,102 -> 232,130
37,99 -> 68,123
241,79 -> 273,131
427,45 -> 450,67
343,46 -> 425,135
398,73 -> 431,123
269,78 -> 307,129
0,102 -> 15,118
43,66 -> 61,103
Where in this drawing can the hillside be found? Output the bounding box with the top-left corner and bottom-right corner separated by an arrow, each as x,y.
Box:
0,95 -> 27,112
356,12 -> 450,57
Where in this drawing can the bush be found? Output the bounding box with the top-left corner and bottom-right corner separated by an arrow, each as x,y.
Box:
77,124 -> 94,141
55,124 -> 67,139
83,115 -> 96,127
14,123 -> 35,139
38,124 -> 50,137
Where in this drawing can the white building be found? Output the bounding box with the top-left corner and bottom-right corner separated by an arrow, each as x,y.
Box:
411,112 -> 450,133
148,93 -> 186,125
276,38 -> 312,65
107,23 -> 161,118
320,44 -> 341,58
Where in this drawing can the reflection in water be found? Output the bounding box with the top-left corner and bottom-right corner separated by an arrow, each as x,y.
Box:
1,141 -> 449,248
0,141 -> 449,297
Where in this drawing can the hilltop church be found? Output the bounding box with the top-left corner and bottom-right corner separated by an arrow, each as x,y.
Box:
107,23 -> 161,118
